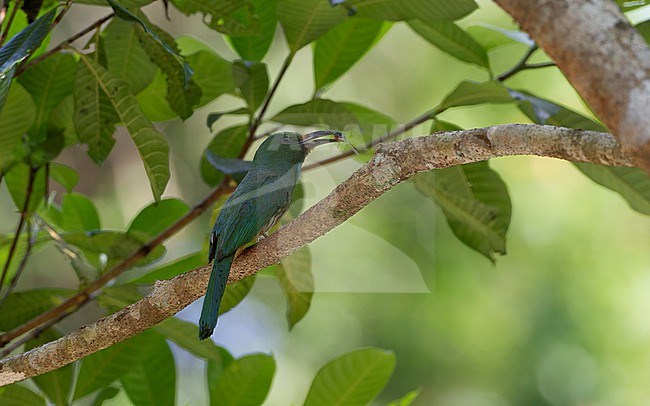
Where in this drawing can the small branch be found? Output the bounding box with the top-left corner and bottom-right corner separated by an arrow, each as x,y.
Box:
0,0 -> 22,46
0,180 -> 229,348
494,0 -> 650,172
241,54 -> 294,155
0,124 -> 634,385
497,44 -> 538,81
50,0 -> 73,29
0,303 -> 64,359
15,13 -> 115,76
303,109 -> 434,171
0,166 -> 36,290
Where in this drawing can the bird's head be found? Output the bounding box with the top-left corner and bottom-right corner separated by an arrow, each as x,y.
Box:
254,130 -> 346,165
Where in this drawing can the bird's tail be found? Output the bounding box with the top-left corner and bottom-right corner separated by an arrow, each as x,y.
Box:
199,253 -> 234,340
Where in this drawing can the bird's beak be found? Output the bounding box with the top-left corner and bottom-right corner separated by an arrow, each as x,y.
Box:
300,130 -> 346,149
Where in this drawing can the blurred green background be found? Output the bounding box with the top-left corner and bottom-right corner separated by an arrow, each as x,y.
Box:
3,1 -> 650,405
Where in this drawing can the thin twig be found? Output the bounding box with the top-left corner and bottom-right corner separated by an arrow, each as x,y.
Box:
0,219 -> 35,310
497,44 -> 541,81
50,0 -> 73,29
0,310 -> 66,358
15,13 -> 115,76
0,0 -> 22,46
0,179 -> 229,348
303,110 -> 434,171
305,48 -> 556,171
241,54 -> 294,156
0,166 -> 37,289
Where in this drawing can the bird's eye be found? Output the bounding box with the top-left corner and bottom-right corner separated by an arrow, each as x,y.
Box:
281,135 -> 291,145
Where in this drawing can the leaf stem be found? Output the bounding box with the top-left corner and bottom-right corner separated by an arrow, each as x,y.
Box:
15,12 -> 115,76
0,166 -> 37,290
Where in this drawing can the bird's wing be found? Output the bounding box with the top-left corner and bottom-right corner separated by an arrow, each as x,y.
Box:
215,172 -> 291,259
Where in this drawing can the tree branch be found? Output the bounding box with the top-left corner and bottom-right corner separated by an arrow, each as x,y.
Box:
0,124 -> 634,386
0,180 -> 230,348
493,0 -> 650,173
15,12 -> 115,76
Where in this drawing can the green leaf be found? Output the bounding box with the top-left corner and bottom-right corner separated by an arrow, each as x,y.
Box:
277,0 -> 349,53
98,285 -> 142,312
207,107 -> 249,130
437,80 -> 513,113
90,387 -> 121,406
49,163 -> 79,192
127,198 -> 189,243
63,231 -> 142,260
340,101 -> 395,161
408,19 -> 488,69
466,24 -> 533,50
0,288 -> 73,330
61,192 -> 101,232
271,98 -> 359,129
349,0 -> 477,21
314,17 -> 385,90
76,0 -> 154,7
129,252 -> 204,283
106,0 -> 192,86
4,163 -> 46,213
0,384 -> 45,406
0,8 -> 56,114
73,55 -> 119,164
102,19 -> 157,94
18,53 -> 76,140
186,50 -> 236,106
136,71 -> 177,122
155,317 -> 233,364
636,20 -> 650,44
274,247 -> 313,329
120,332 -> 176,406
220,275 -> 256,315
232,60 -> 269,112
510,89 -> 606,131
133,15 -> 201,119
201,124 -> 249,186
431,118 -> 462,132
171,0 -> 258,35
229,0 -> 277,61
412,161 -> 512,261
26,328 -> 73,406
208,353 -> 275,406
304,348 -> 396,406
205,152 -> 251,183
76,54 -> 170,201
387,388 -> 422,406
50,95 -> 78,147
0,83 -> 36,173
616,0 -> 648,10
74,331 -> 153,400
574,163 -> 650,215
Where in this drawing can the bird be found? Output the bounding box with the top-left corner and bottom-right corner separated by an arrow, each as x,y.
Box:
199,130 -> 346,339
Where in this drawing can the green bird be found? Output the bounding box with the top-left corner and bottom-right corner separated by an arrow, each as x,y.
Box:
199,130 -> 346,339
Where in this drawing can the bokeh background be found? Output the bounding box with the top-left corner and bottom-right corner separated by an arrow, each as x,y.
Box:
3,0 -> 650,404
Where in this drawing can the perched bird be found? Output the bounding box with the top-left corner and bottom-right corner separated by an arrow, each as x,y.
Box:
199,130 -> 346,339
